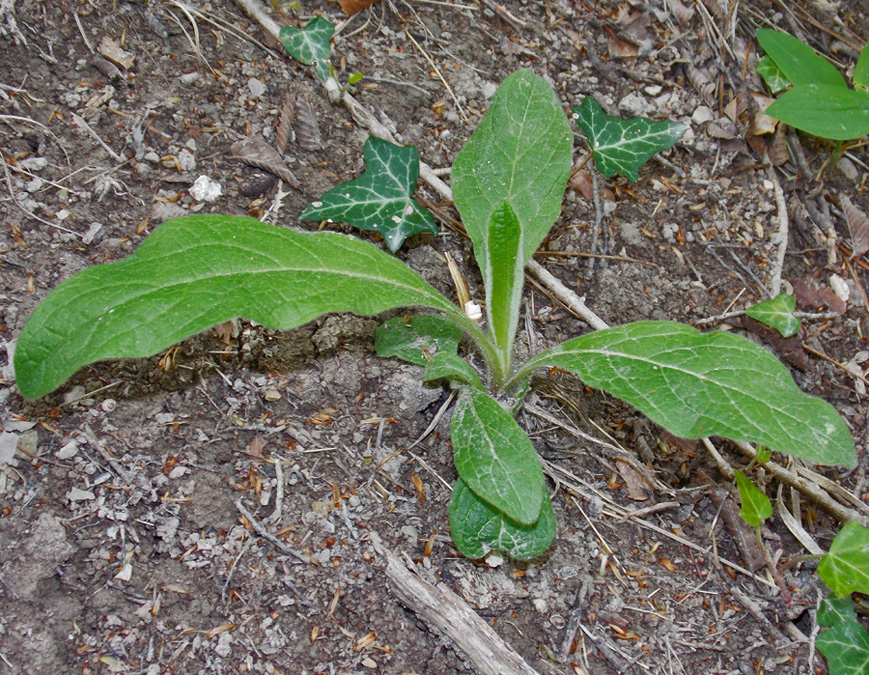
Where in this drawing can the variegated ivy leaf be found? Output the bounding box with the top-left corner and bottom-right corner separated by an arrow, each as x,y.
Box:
572,97 -> 687,182
300,137 -> 437,252
818,522 -> 869,598
279,16 -> 333,82
757,55 -> 791,95
745,294 -> 801,337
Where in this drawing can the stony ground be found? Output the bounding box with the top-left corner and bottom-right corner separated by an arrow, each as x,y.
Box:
0,0 -> 868,673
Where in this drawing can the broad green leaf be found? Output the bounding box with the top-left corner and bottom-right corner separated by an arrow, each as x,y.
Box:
855,44 -> 869,91
423,353 -> 484,389
449,477 -> 555,560
15,215 -> 475,399
451,388 -> 545,525
734,470 -> 772,527
279,16 -> 333,82
572,97 -> 687,181
745,294 -> 801,337
451,69 -> 572,269
756,29 -> 846,88
516,321 -> 856,467
300,137 -> 437,252
765,84 -> 869,140
817,621 -> 869,675
757,55 -> 791,94
819,596 -> 858,628
374,314 -> 462,367
818,522 -> 869,597
485,201 -> 524,373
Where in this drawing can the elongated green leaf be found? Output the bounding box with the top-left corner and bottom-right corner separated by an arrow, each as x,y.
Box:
423,353 -> 483,389
450,477 -> 555,560
734,470 -> 772,527
374,314 -> 462,367
452,69 -> 573,269
300,137 -> 436,252
756,29 -> 846,88
15,215 -> 472,399
818,522 -> 869,597
817,621 -> 869,675
280,16 -> 333,82
572,98 -> 687,181
516,321 -> 855,467
819,596 -> 858,628
451,388 -> 545,525
485,201 -> 524,372
745,294 -> 801,337
766,84 -> 869,140
757,55 -> 791,94
856,44 -> 869,90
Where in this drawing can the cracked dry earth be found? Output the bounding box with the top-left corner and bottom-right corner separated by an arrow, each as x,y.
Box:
1,0 -> 869,673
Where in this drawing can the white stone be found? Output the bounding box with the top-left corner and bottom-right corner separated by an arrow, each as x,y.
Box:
189,175 -> 222,202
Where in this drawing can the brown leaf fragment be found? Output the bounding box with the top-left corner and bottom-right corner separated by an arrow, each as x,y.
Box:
247,436 -> 267,460
769,124 -> 790,167
607,35 -> 638,59
214,319 -> 239,345
707,488 -> 766,572
737,316 -> 809,371
616,459 -> 653,501
841,194 -> 869,259
149,200 -> 188,224
791,275 -> 847,315
569,170 -> 594,200
230,136 -> 300,189
295,93 -> 322,151
666,0 -> 694,27
99,36 -> 135,69
337,0 -> 379,16
687,65 -> 716,108
275,92 -> 295,155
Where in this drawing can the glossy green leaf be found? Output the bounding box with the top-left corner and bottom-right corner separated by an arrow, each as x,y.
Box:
374,314 -> 463,367
817,621 -> 869,675
756,29 -> 846,88
451,388 -> 545,525
449,477 -> 556,560
819,596 -> 858,628
745,294 -> 801,337
855,44 -> 869,90
423,353 -> 483,389
572,97 -> 687,182
452,69 -> 572,269
818,522 -> 869,597
485,201 -> 524,373
300,137 -> 436,252
734,470 -> 772,527
765,84 -> 869,140
15,215 -> 474,399
516,321 -> 855,467
279,16 -> 333,82
757,55 -> 791,94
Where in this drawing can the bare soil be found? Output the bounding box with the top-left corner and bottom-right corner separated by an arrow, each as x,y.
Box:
1,1 -> 868,673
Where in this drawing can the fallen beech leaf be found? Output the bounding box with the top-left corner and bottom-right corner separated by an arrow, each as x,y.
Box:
791,276 -> 847,314
337,0 -> 379,16
841,194 -> 869,258
607,35 -> 638,59
616,459 -> 653,501
569,170 -> 594,200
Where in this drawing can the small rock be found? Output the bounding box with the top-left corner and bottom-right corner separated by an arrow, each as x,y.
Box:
691,105 -> 715,125
68,487 -> 96,501
143,151 -> 160,164
238,172 -> 276,199
837,157 -> 859,182
189,175 -> 222,202
263,388 -> 281,401
56,440 -> 79,460
248,77 -> 266,98
177,148 -> 196,172
619,92 -> 651,116
180,72 -> 200,85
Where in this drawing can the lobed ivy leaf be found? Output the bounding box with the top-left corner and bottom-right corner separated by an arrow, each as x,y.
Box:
816,621 -> 869,675
745,294 -> 801,337
755,29 -> 846,88
279,16 -> 333,82
734,470 -> 772,527
818,522 -> 869,598
517,321 -> 856,467
14,215 -> 476,399
449,477 -> 556,560
572,97 -> 687,182
757,55 -> 791,95
764,84 -> 869,140
374,314 -> 462,367
451,388 -> 545,526
819,596 -> 858,628
452,69 -> 573,270
300,137 -> 437,252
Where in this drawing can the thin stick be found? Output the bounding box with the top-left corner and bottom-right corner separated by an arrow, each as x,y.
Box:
235,499 -> 309,563
766,161 -> 789,297
268,456 -> 285,524
405,32 -> 468,123
71,113 -> 125,163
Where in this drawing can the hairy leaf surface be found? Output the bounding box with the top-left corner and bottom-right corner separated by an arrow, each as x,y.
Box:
374,314 -> 462,366
451,388 -> 545,525
422,353 -> 483,389
485,201 -> 524,372
300,137 -> 436,251
15,215 -> 469,398
452,69 -> 572,269
450,478 -> 555,560
518,321 -> 855,467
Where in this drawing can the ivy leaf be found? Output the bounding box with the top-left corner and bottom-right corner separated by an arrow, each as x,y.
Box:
745,294 -> 801,337
816,621 -> 869,675
734,470 -> 772,527
449,477 -> 555,560
757,55 -> 791,95
819,596 -> 858,628
765,84 -> 869,140
818,522 -> 869,598
300,137 -> 437,252
755,29 -> 846,88
572,97 -> 687,182
451,388 -> 545,526
519,321 -> 856,467
374,314 -> 462,367
14,215 -> 475,399
279,16 -> 334,82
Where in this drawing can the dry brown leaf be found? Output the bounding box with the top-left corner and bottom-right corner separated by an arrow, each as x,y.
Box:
769,125 -> 790,166
247,436 -> 267,460
687,65 -> 716,108
275,92 -> 295,155
99,36 -> 134,69
230,136 -> 300,189
295,93 -> 322,151
841,194 -> 869,258
607,36 -> 638,59
791,275 -> 847,314
616,459 -> 653,501
337,0 -> 378,16
569,170 -> 594,200
214,319 -> 239,344
666,0 -> 694,27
